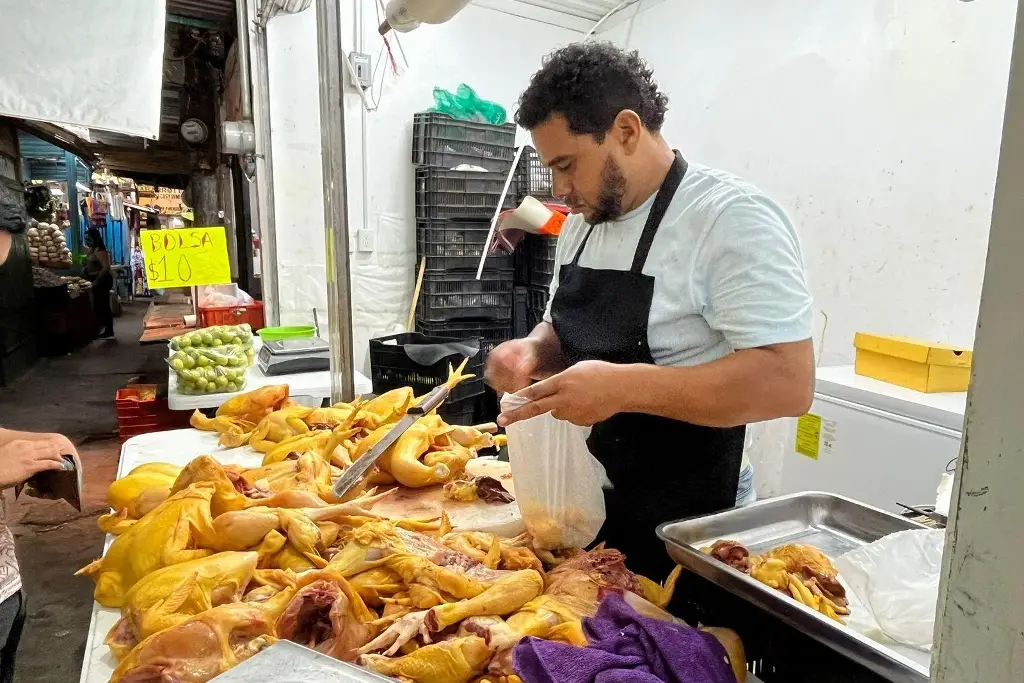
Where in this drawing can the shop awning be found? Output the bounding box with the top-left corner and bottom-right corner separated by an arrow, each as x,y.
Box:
0,0 -> 166,138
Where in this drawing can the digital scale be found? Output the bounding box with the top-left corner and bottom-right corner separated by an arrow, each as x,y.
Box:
257,338 -> 331,375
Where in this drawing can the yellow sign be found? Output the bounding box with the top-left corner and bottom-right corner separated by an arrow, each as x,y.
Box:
141,227 -> 231,289
795,413 -> 822,460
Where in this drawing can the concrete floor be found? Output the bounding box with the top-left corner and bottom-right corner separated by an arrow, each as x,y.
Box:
0,302 -> 166,683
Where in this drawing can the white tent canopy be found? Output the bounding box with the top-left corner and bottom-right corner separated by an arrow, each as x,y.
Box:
0,0 -> 166,138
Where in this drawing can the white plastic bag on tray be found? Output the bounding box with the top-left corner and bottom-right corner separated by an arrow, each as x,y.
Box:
501,393 -> 607,550
834,529 -> 945,652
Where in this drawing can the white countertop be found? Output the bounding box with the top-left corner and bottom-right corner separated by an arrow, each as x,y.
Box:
815,365 -> 968,432
80,430 -> 263,683
168,338 -> 373,410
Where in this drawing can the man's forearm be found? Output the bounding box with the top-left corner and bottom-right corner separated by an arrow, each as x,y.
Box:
619,341 -> 815,427
528,321 -> 568,379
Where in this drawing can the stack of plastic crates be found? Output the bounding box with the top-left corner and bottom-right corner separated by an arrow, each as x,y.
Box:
511,146 -> 559,335
411,112 -> 519,422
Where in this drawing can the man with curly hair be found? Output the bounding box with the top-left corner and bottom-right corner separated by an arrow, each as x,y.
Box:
491,42 -> 815,577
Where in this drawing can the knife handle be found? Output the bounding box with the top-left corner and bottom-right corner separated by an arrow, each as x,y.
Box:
410,385 -> 451,415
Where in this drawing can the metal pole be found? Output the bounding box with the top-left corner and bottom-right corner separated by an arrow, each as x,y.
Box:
315,0 -> 356,402
251,3 -> 282,326
234,0 -> 254,121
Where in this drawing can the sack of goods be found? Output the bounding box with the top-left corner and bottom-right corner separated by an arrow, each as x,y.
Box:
167,325 -> 256,396
26,219 -> 73,267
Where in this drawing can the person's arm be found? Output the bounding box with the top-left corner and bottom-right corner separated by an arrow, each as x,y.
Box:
526,321 -> 567,379
0,428 -> 78,489
621,340 -> 814,426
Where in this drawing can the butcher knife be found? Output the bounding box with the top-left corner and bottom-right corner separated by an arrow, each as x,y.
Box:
332,383 -> 452,499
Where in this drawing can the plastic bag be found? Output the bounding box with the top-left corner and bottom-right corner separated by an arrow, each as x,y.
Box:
432,84 -> 507,125
199,284 -> 255,308
501,393 -> 606,550
167,344 -> 252,395
170,324 -> 255,351
834,529 -> 945,652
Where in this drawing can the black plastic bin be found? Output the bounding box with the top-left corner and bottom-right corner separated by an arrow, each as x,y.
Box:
415,168 -> 517,221
415,318 -> 512,356
412,113 -> 517,172
416,218 -> 512,272
513,287 -> 530,338
515,145 -> 556,201
528,235 -> 558,288
526,285 -> 549,329
369,332 -> 485,408
416,269 -> 514,323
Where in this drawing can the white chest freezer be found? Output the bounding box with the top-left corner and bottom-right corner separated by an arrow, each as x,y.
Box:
781,365 -> 966,513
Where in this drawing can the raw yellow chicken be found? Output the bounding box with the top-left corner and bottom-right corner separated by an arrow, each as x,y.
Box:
78,484 -> 220,608
109,603 -> 277,683
260,430 -> 333,465
107,463 -> 182,519
360,635 -> 492,683
248,405 -> 314,453
189,412 -> 257,448
216,384 -> 290,423
275,570 -> 377,662
105,551 -> 259,660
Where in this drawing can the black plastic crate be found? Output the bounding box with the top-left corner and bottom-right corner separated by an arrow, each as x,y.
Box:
526,285 -> 550,329
670,572 -> 891,683
528,235 -> 558,288
515,145 -> 556,201
416,219 -> 512,272
513,244 -> 530,286
415,318 -> 512,356
412,113 -> 517,173
476,386 -> 500,424
369,332 -> 484,405
416,168 -> 517,221
438,397 -> 477,426
417,269 -> 514,323
513,287 -> 529,338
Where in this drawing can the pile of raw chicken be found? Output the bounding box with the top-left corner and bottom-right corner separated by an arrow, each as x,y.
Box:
81,367 -> 748,683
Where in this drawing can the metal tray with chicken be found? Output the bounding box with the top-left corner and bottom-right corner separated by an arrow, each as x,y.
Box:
658,491 -> 929,683
79,365 -> 751,683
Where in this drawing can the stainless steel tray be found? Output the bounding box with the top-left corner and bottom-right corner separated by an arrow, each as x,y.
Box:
657,491 -> 929,683
211,641 -> 393,682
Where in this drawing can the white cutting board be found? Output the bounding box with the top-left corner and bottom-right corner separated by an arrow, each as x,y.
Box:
371,458 -> 524,537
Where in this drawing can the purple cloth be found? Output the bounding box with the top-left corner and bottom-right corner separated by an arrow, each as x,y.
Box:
513,593 -> 735,683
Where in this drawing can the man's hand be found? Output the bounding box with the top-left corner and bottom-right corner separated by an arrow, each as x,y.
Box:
486,338 -> 542,394
0,439 -> 69,489
497,360 -> 626,427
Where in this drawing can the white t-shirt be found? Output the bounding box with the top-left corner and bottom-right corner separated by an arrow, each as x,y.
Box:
544,162 -> 813,366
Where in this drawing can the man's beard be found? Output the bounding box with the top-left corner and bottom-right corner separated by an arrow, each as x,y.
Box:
585,155 -> 627,225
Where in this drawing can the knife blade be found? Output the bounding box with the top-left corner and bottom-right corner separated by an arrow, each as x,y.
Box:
332,383 -> 452,499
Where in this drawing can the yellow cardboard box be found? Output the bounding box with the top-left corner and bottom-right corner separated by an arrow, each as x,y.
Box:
853,333 -> 972,393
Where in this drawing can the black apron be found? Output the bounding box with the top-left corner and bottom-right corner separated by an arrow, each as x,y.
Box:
549,152 -> 746,580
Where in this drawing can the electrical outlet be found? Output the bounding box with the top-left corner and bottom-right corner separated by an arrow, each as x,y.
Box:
348,52 -> 372,89
357,228 -> 376,253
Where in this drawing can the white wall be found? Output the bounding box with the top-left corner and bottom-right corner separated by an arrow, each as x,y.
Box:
602,0 -> 1016,366
264,2 -> 577,373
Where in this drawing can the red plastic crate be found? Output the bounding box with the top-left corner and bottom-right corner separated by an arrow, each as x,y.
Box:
197,301 -> 265,330
116,384 -> 191,439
